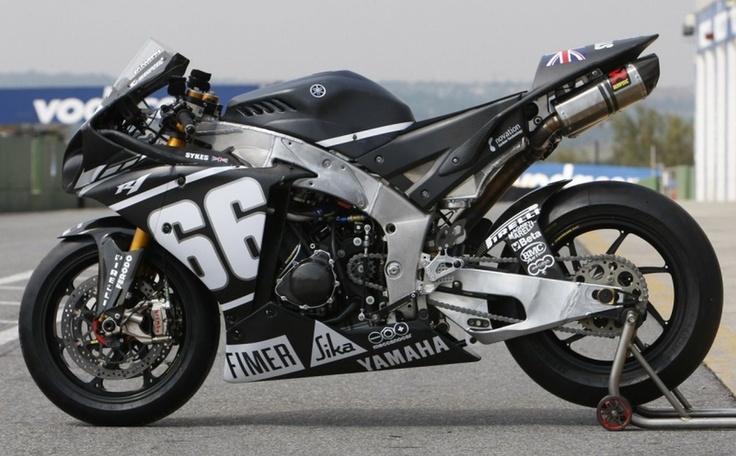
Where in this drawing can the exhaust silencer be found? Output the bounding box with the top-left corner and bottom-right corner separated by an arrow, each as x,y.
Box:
531,54 -> 660,150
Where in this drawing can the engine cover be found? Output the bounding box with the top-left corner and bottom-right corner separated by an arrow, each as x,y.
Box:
275,250 -> 337,309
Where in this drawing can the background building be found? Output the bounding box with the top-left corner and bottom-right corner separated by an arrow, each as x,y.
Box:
692,0 -> 736,201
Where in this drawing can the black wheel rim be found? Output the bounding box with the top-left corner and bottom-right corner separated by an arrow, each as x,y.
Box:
543,215 -> 688,378
41,246 -> 189,403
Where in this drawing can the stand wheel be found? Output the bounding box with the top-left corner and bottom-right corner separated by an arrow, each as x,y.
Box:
596,395 -> 632,431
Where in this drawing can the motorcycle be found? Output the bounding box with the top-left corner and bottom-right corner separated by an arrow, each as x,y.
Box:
19,34 -> 723,426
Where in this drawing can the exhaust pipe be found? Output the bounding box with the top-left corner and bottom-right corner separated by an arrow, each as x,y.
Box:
531,54 -> 660,150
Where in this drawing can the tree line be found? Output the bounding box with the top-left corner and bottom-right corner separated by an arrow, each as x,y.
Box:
550,106 -> 694,167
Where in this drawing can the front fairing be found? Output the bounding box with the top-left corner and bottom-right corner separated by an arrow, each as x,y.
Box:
62,40 -> 189,191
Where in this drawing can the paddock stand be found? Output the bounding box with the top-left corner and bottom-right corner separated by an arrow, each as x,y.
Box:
596,310 -> 736,431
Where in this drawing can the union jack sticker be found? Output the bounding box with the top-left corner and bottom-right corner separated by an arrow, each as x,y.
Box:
545,48 -> 586,67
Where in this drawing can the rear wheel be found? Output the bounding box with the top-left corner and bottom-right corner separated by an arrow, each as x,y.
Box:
19,238 -> 220,425
501,183 -> 722,407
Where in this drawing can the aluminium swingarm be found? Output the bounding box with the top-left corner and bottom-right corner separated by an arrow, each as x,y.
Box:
433,268 -> 624,344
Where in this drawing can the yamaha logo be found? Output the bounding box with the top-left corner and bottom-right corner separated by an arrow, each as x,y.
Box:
310,84 -> 326,98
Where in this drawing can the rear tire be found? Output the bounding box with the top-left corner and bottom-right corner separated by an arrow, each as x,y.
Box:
19,238 -> 220,425
502,182 -> 722,407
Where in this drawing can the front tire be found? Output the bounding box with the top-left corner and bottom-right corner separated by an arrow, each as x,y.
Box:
502,182 -> 722,407
19,238 -> 220,425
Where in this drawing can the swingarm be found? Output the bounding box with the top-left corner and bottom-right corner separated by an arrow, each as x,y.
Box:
430,267 -> 629,344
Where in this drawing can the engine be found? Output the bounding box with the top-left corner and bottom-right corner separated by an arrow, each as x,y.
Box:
274,189 -> 387,324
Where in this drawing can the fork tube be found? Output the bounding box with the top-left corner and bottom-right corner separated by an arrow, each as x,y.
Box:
129,228 -> 150,251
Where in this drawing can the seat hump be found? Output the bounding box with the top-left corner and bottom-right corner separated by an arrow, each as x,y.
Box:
531,35 -> 658,90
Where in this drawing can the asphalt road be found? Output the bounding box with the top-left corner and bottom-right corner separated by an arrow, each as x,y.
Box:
1,206 -> 735,455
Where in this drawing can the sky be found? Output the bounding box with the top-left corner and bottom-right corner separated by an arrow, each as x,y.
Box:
3,0 -> 701,87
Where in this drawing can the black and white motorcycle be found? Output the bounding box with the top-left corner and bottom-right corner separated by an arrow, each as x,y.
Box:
19,35 -> 723,427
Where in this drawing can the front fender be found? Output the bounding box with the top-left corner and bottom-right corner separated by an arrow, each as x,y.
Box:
60,216 -> 136,243
60,216 -> 141,315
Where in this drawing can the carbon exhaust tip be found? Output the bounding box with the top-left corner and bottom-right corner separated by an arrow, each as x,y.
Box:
633,54 -> 660,95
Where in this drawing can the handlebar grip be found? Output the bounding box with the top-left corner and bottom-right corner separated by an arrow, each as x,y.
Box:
176,109 -> 196,137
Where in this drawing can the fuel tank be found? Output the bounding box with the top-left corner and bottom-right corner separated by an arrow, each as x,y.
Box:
221,71 -> 415,158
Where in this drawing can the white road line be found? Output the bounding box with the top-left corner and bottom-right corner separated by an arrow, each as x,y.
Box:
0,325 -> 18,346
0,271 -> 33,285
0,272 -> 26,347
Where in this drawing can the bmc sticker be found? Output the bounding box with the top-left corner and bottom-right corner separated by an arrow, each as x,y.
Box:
310,321 -> 367,367
225,335 -> 305,382
519,241 -> 546,263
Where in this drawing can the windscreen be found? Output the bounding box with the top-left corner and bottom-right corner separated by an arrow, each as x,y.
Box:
101,39 -> 185,107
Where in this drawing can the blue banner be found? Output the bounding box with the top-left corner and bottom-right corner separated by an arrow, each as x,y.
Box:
515,162 -> 658,189
0,84 -> 259,125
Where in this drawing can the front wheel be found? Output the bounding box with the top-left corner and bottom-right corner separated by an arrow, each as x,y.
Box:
501,182 -> 723,407
19,238 -> 220,425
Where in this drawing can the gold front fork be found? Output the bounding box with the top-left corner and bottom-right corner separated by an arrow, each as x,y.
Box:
131,123 -> 187,251
129,228 -> 150,251
131,106 -> 189,251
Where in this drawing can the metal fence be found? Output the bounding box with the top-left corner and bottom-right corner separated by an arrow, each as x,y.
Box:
0,135 -> 80,212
